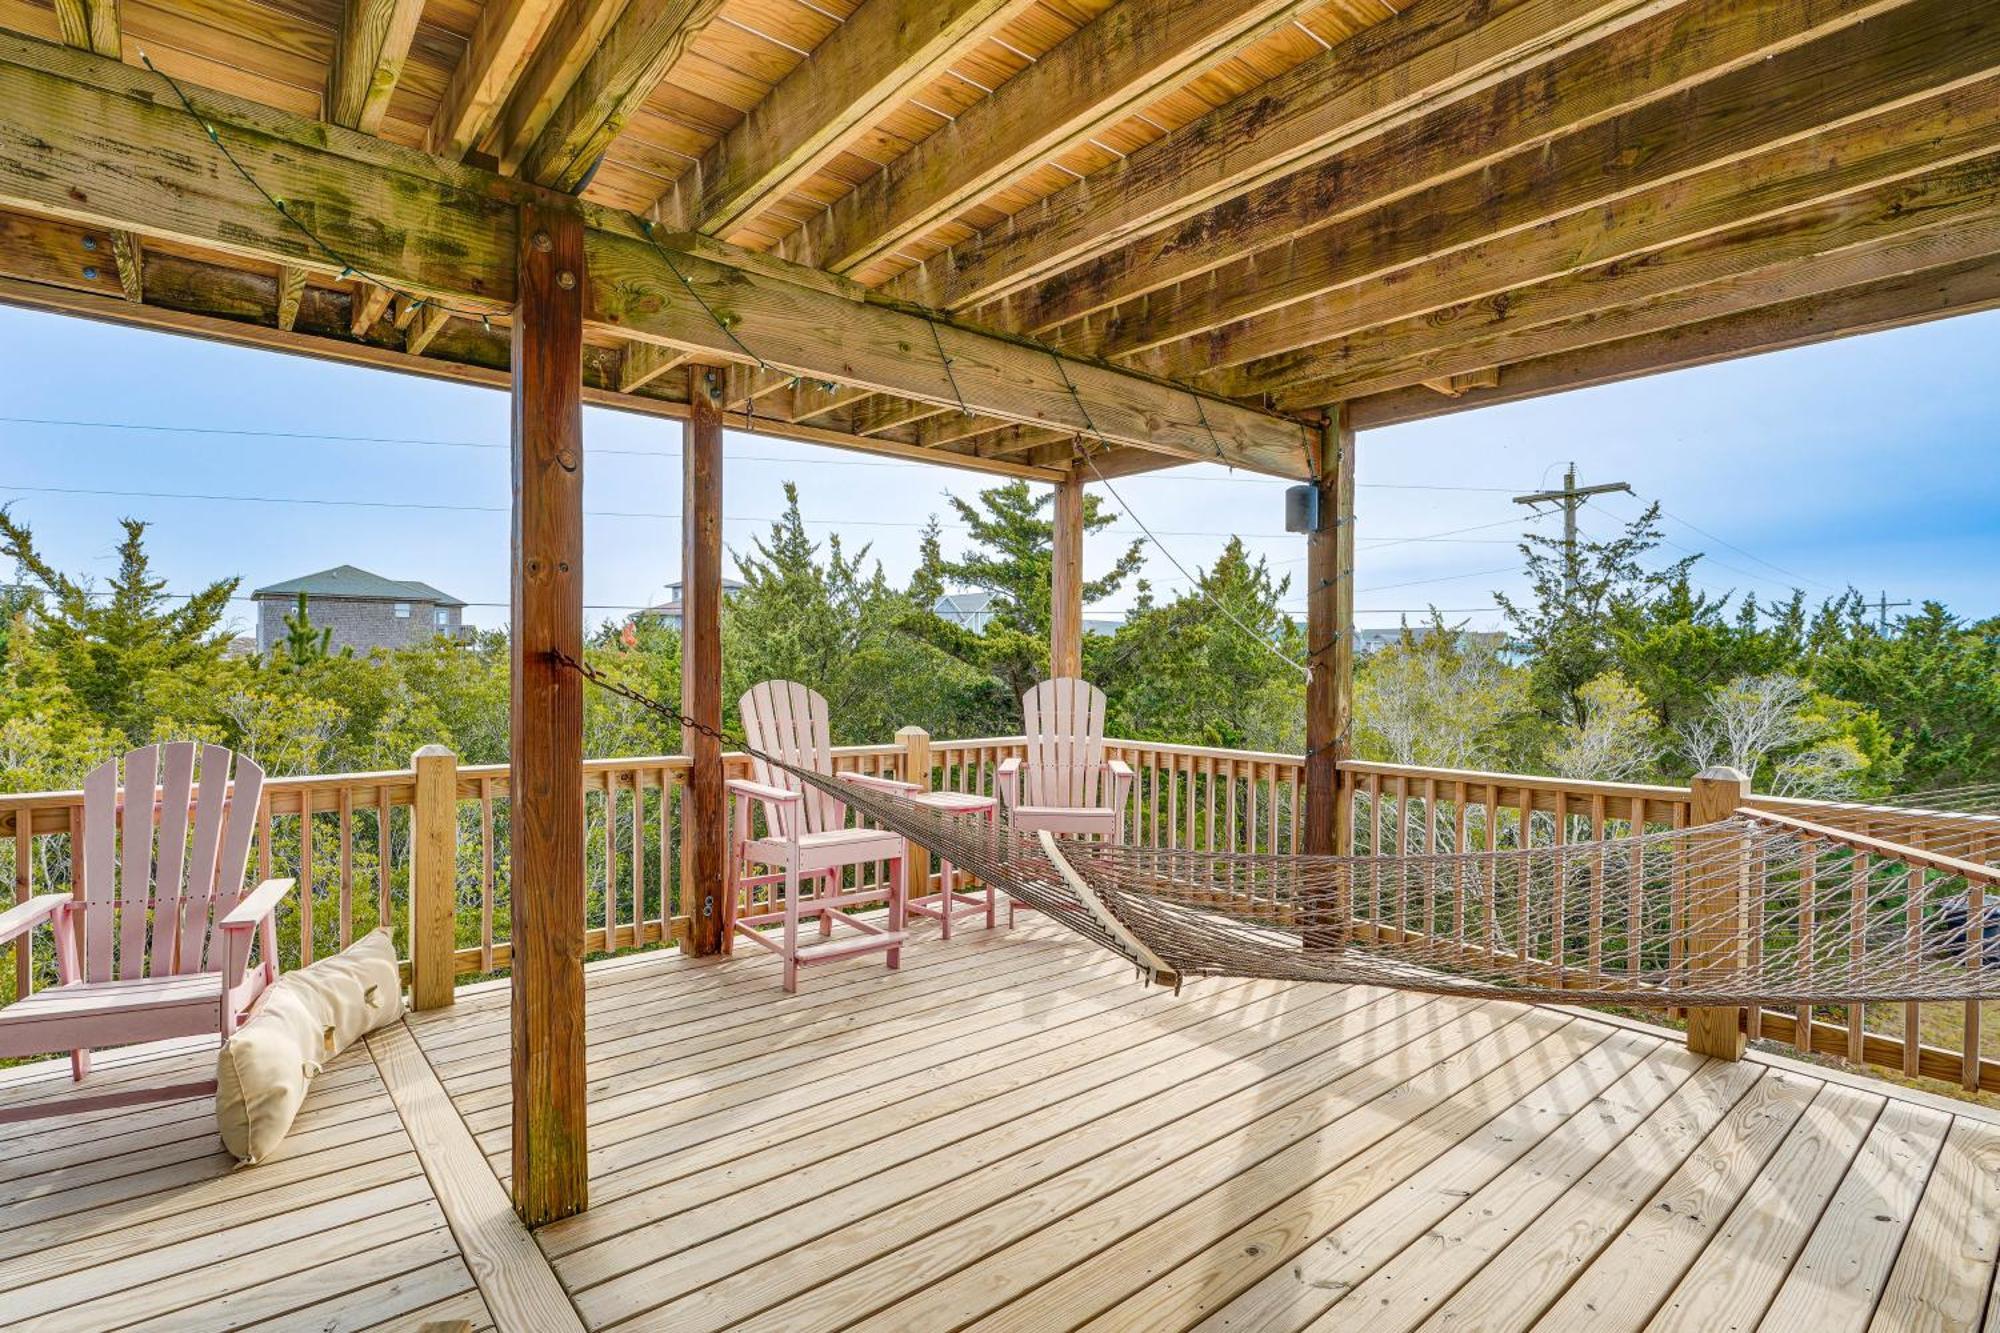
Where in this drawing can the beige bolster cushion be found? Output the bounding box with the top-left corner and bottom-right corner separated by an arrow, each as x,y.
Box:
217,928 -> 405,1163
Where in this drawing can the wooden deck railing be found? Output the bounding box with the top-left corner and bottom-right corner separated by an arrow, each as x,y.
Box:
5,740 -> 1996,1098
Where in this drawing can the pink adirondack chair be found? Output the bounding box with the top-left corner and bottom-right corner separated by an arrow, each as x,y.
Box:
0,743 -> 294,1120
998,678 -> 1134,923
729,681 -> 915,992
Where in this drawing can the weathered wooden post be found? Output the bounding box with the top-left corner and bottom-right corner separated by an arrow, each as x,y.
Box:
899,725 -> 933,904
509,197 -> 588,1222
1686,765 -> 1752,1059
681,364 -> 727,958
1303,408 -> 1355,945
1050,472 -> 1085,680
408,744 -> 459,1011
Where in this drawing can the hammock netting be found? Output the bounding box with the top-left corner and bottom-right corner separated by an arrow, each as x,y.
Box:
797,766 -> 2000,1011
554,653 -> 2000,1013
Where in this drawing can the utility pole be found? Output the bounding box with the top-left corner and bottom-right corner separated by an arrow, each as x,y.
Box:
1872,590 -> 1911,631
1513,463 -> 1633,596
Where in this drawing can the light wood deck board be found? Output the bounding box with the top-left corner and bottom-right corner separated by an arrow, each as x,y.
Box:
7,917 -> 2000,1331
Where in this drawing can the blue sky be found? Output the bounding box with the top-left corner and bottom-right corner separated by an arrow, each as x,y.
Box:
1,303 -> 1996,641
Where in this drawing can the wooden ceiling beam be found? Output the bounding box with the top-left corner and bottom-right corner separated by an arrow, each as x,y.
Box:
1273,149 -> 2000,409
49,0 -> 117,59
778,0 -> 1329,277
619,339 -> 685,392
885,0 -> 1676,313
517,0 -> 730,192
0,261 -> 1066,481
664,0 -> 1039,242
1345,252 -> 2000,428
0,37 -> 1308,473
326,0 -> 427,134
489,0 -> 629,174
428,0 -> 561,159
986,0 -> 1911,341
1140,0 -> 2000,390
1189,56 -> 2000,400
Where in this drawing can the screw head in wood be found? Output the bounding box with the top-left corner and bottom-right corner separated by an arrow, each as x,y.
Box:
532,232 -> 552,252
82,266 -> 98,280
557,270 -> 576,290
81,235 -> 98,251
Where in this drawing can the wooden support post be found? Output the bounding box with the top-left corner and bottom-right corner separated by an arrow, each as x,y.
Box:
1686,765 -> 1752,1060
898,725 -> 932,903
682,364 -> 727,957
1303,409 -> 1355,942
409,744 -> 459,1011
509,198 -> 588,1223
1050,472 -> 1084,679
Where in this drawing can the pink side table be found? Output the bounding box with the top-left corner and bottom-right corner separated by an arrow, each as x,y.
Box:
904,790 -> 998,940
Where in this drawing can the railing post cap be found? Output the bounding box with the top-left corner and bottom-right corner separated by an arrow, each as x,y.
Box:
895,725 -> 931,742
413,744 -> 457,762
1693,765 -> 1749,785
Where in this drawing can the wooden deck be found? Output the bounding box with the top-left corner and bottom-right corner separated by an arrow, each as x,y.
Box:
7,917 -> 2000,1331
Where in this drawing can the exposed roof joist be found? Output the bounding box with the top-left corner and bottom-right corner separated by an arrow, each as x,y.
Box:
0,34 -> 1313,476
325,0 -> 427,134
775,0 -> 1336,278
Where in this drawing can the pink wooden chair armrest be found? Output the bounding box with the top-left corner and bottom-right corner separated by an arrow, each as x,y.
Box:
728,777 -> 802,805
997,756 -> 1022,811
218,877 -> 295,932
836,772 -> 922,795
1107,759 -> 1135,809
0,893 -> 70,948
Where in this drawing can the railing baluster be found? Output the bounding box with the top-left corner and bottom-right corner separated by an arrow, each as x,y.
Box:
1849,851 -> 1870,1064
13,816 -> 30,998
1629,796 -> 1645,981
376,783 -> 391,930
1904,867 -> 1923,1077
1798,841 -> 1817,1057
480,776 -> 496,972
299,796 -> 314,967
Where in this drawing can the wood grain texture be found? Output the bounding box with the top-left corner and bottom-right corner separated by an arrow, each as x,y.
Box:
508,196 -> 588,1224
681,363 -> 726,956
1303,410 -> 1353,865
1048,473 -> 1083,679
410,744 -> 459,1010
326,0 -> 426,133
369,1020 -> 585,1330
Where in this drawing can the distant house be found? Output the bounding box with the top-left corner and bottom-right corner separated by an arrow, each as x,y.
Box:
253,565 -> 469,655
933,590 -> 1122,636
634,577 -> 747,631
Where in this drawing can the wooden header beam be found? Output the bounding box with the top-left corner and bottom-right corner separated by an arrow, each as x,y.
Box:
0,33 -> 1312,478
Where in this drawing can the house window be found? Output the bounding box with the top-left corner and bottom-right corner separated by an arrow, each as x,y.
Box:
435,608 -> 450,627
394,602 -> 411,618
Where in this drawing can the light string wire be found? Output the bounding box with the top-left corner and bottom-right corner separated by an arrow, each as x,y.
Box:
147,54 -> 1320,679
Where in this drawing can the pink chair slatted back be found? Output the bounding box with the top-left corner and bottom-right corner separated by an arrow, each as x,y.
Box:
739,680 -> 843,837
1020,678 -> 1109,808
77,744 -> 264,982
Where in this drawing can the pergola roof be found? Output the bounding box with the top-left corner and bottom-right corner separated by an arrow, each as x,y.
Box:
2,0 -> 1997,481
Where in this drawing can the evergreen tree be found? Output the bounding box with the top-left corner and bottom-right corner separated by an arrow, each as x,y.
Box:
0,512 -> 236,740
1496,502 -> 1694,727
275,592 -> 334,671
937,481 -> 1143,639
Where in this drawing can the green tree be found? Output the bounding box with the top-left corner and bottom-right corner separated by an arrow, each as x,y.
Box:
936,481 -> 1143,641
1352,616 -> 1529,769
275,592 -> 334,671
1496,503 -> 1694,727
1096,538 -> 1308,751
1810,602 -> 2000,789
0,512 -> 237,740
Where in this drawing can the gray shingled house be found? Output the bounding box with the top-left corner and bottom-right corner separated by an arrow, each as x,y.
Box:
253,565 -> 469,655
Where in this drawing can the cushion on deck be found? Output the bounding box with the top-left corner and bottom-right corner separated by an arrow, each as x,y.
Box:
216,928 -> 403,1163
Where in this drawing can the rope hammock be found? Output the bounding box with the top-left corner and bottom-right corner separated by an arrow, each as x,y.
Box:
557,655 -> 2000,1012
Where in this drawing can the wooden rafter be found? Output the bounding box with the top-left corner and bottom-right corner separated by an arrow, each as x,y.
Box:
518,0 -> 730,192
489,0 -> 629,174
1345,252 -> 2000,428
886,0 -> 1676,312
1186,43 -> 2000,401
0,36 -> 1312,475
49,0 -> 116,58
777,0 -> 1330,276
1276,142 -> 2000,408
274,265 -> 306,331
326,0 -> 426,134
0,261 -> 1066,480
618,339 -> 684,392
989,0 -> 1912,340
1145,0 -> 2000,393
429,0 -> 561,159
663,0 -> 1040,242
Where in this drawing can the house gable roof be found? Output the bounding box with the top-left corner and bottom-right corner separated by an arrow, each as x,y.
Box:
252,565 -> 466,607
